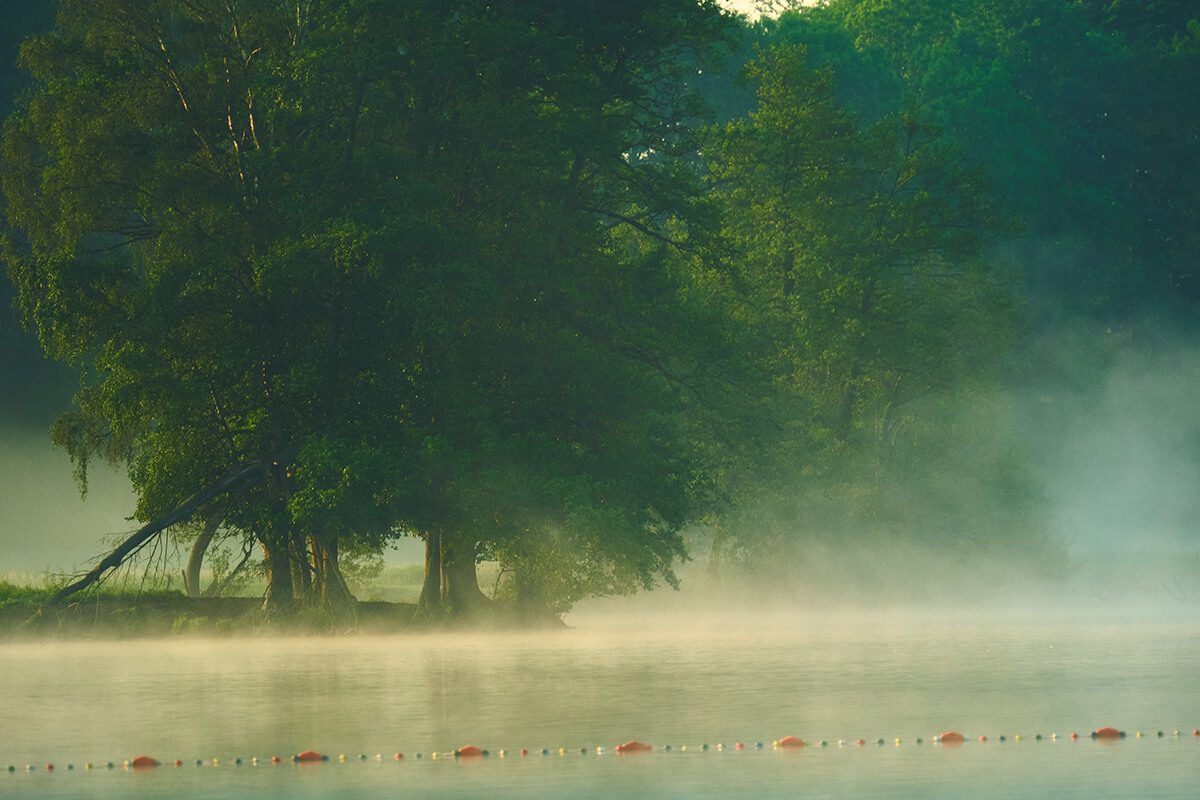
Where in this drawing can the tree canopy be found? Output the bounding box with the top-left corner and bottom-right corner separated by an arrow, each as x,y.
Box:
3,0 -> 745,618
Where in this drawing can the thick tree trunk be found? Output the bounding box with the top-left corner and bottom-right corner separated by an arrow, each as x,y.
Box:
440,534 -> 491,618
261,531 -> 296,617
261,447 -> 301,618
416,528 -> 443,615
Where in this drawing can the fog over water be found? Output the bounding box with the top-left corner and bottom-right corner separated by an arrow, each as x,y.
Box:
2,623 -> 1197,799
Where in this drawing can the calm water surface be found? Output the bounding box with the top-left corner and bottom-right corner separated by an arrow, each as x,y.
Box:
2,616 -> 1197,798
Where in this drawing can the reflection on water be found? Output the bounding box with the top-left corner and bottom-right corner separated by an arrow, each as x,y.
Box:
1,619 -> 1198,798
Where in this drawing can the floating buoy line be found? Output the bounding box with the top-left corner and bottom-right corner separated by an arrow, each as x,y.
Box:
7,729 -> 1196,775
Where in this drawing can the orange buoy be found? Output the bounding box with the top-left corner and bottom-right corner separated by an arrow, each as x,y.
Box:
938,732 -> 965,745
615,741 -> 653,754
777,736 -> 806,749
129,756 -> 159,769
456,745 -> 484,757
1093,727 -> 1124,740
294,751 -> 325,762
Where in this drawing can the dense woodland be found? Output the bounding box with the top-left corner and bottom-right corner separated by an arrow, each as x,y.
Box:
2,0 -> 1197,624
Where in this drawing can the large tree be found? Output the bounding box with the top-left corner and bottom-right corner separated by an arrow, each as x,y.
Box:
3,0 -> 740,618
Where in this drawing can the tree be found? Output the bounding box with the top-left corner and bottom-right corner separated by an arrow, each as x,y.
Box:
697,43 -> 1045,588
3,0 -> 742,620
3,0 -> 449,616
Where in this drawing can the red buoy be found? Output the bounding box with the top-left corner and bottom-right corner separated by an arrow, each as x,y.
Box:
1093,727 -> 1123,739
777,736 -> 806,749
456,745 -> 483,757
294,751 -> 324,762
615,741 -> 653,754
129,756 -> 159,769
939,732 -> 965,746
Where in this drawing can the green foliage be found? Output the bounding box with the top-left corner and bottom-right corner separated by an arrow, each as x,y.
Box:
697,40 -> 1040,576
9,0 -> 1184,617
780,0 -> 1200,322
2,0 -> 742,616
0,579 -> 47,613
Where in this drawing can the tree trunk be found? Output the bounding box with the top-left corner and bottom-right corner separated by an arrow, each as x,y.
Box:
184,507 -> 224,598
261,531 -> 296,617
416,528 -> 443,615
261,447 -> 300,618
310,532 -> 354,610
706,524 -> 724,586
440,533 -> 491,618
292,531 -> 313,599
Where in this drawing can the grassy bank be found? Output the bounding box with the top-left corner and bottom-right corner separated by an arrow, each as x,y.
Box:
0,581 -> 424,638
0,557 -> 540,638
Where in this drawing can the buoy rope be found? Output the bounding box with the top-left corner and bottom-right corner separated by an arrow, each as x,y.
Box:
6,729 -> 1196,773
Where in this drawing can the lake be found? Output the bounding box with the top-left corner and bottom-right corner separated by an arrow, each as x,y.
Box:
2,610 -> 1197,798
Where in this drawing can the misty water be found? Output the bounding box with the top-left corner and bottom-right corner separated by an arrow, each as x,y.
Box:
2,614 -> 1198,799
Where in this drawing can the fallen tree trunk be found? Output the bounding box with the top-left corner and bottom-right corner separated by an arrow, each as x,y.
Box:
38,447 -> 298,615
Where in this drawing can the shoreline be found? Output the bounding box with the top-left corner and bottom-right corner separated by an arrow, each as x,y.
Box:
0,593 -> 570,639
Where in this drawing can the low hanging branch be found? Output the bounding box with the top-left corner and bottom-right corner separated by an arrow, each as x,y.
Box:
37,447 -> 299,615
